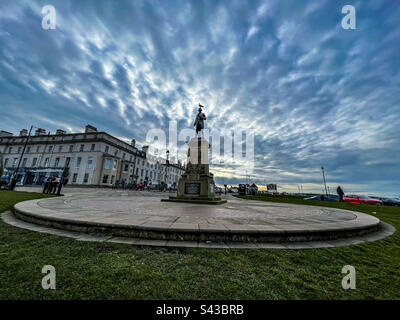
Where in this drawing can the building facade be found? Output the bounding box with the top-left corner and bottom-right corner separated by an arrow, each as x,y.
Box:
0,125 -> 185,187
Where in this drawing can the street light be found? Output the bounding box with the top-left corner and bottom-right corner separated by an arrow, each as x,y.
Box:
321,166 -> 328,197
10,125 -> 37,191
164,150 -> 169,188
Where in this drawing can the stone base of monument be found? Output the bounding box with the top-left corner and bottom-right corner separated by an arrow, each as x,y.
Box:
10,190 -> 393,248
162,137 -> 227,205
161,197 -> 227,204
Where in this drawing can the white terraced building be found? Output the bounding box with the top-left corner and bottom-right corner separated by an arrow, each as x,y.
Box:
0,125 -> 185,188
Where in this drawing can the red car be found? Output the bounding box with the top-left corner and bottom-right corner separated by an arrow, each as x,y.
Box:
343,194 -> 383,205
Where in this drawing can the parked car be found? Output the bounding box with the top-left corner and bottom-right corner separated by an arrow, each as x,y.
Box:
215,187 -> 223,194
369,196 -> 400,206
343,194 -> 383,205
304,195 -> 334,201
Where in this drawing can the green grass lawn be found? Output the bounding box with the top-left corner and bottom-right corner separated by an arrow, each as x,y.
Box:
0,190 -> 399,299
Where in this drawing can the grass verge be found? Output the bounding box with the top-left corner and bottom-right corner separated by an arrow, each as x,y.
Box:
0,190 -> 399,299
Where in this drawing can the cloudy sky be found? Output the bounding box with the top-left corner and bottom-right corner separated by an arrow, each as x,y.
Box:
0,0 -> 399,195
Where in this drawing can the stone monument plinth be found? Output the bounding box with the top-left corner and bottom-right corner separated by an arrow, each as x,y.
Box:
162,137 -> 226,205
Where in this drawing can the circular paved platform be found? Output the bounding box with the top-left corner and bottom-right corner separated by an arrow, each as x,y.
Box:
10,189 -> 391,248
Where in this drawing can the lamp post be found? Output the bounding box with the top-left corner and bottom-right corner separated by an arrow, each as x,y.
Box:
321,166 -> 328,197
10,125 -> 37,191
164,150 -> 169,188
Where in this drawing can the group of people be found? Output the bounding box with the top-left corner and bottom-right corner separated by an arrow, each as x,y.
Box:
111,180 -> 176,192
113,180 -> 139,190
42,175 -> 64,195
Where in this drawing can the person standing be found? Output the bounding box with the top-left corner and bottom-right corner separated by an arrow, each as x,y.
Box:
56,177 -> 63,196
337,185 -> 345,202
43,176 -> 51,194
47,176 -> 54,194
53,176 -> 60,194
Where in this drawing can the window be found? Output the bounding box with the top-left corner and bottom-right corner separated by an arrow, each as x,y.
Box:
113,160 -> 117,170
129,155 -> 132,162
87,156 -> 93,168
76,157 -> 81,168
110,175 -> 115,185
36,146 -> 41,152
123,153 -> 126,159
72,173 -> 78,183
65,157 -> 71,167
80,144 -> 84,152
48,146 -> 53,152
4,158 -> 9,167
136,168 -> 139,175
69,145 -> 73,152
13,158 -> 18,167
105,159 -> 111,169
27,146 -> 31,153
114,149 -> 118,156
83,173 -> 89,183
58,146 -> 63,152
32,158 -> 37,167
9,147 -> 13,154
44,158 -> 49,167
102,175 -> 109,184
141,169 -> 144,176
123,164 -> 129,172
105,146 -> 109,153
22,158 -> 27,167
55,158 -> 60,167
91,144 -> 95,151
18,147 -> 22,154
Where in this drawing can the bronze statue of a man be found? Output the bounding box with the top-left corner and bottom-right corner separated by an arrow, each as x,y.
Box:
194,103 -> 206,136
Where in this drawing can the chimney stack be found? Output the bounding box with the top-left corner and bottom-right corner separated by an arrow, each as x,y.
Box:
35,128 -> 46,136
85,124 -> 97,133
19,129 -> 28,136
131,139 -> 136,147
142,146 -> 149,153
56,129 -> 66,135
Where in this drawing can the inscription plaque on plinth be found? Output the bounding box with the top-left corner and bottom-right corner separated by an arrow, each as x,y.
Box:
185,183 -> 201,195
